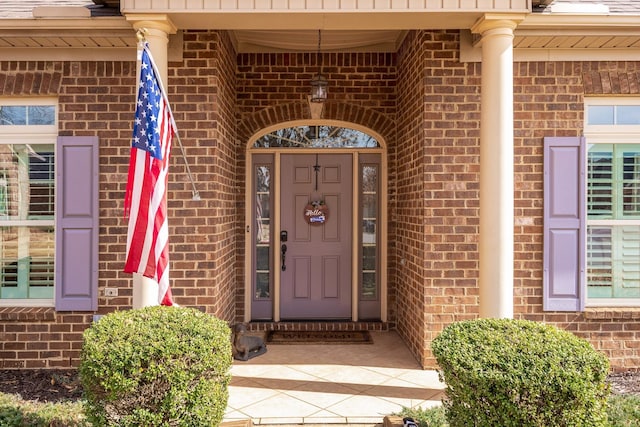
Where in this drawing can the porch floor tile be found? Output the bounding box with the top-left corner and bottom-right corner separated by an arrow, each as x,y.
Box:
224,331 -> 445,425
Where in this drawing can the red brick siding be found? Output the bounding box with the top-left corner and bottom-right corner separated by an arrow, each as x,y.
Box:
1,29 -> 640,371
0,31 -> 239,369
513,61 -> 640,371
394,38 -> 640,370
0,60 -> 138,368
396,30 -> 482,368
583,71 -> 640,95
172,31 -> 239,321
395,30 -> 428,367
237,101 -> 395,143
237,52 -> 396,118
0,64 -> 63,95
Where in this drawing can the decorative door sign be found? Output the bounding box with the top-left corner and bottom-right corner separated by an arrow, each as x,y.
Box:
304,200 -> 329,225
305,155 -> 329,225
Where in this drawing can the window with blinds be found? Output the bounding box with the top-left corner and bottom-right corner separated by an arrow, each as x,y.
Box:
0,100 -> 56,302
587,143 -> 640,300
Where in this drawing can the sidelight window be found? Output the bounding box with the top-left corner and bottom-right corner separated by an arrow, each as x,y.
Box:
255,164 -> 272,300
358,153 -> 382,319
251,153 -> 274,320
361,164 -> 379,300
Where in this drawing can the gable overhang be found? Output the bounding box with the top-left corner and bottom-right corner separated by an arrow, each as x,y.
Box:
0,17 -> 137,61
120,0 -> 531,29
0,0 -> 530,57
463,13 -> 640,62
0,1 -> 639,60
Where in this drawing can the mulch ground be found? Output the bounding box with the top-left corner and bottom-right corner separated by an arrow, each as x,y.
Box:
0,369 -> 83,403
0,369 -> 638,403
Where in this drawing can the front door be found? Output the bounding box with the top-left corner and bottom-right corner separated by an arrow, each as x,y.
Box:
280,153 -> 352,319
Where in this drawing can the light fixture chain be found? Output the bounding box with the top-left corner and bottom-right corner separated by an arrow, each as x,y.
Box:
309,29 -> 328,103
317,29 -> 323,73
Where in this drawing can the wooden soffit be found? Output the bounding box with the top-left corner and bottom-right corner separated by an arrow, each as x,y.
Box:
0,1 -> 639,58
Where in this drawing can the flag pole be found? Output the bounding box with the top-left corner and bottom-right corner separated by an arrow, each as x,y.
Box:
136,28 -> 201,202
131,29 -> 160,308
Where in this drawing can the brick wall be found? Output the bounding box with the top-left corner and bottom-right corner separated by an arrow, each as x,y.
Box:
1,29 -> 640,371
172,31 -> 239,321
513,61 -> 640,371
0,31 -> 240,369
394,34 -> 640,371
237,51 -> 396,117
396,30 -> 482,368
0,60 -> 138,368
395,30 -> 427,366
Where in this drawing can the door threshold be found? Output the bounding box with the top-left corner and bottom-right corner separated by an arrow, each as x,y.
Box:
245,320 -> 388,332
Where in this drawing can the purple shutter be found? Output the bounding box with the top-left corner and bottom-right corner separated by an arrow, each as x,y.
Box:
543,136 -> 586,311
55,136 -> 99,311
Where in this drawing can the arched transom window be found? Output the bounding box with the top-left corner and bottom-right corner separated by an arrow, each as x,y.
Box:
253,125 -> 380,149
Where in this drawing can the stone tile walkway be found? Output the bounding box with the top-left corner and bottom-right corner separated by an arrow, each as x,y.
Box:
224,331 -> 445,425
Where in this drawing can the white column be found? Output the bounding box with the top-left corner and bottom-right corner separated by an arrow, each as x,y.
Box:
126,15 -> 176,80
126,15 -> 176,309
472,15 -> 523,318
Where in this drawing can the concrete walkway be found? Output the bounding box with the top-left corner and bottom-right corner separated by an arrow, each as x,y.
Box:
223,331 -> 445,425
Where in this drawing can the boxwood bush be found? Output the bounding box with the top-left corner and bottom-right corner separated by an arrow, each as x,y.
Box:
432,318 -> 610,427
79,306 -> 232,427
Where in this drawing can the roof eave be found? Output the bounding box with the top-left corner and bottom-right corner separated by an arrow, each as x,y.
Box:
0,16 -> 129,31
521,13 -> 640,30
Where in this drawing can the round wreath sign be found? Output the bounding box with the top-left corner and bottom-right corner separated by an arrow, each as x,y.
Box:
304,201 -> 329,225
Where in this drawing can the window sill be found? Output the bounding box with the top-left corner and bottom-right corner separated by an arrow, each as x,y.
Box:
584,307 -> 640,320
0,307 -> 55,321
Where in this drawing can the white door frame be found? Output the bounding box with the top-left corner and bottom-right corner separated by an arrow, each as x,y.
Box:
244,120 -> 388,323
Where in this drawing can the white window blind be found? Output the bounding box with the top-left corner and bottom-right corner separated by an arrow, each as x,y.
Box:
587,143 -> 640,299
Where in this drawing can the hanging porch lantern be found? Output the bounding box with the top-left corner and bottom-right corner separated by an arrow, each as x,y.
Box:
310,73 -> 328,103
310,30 -> 328,103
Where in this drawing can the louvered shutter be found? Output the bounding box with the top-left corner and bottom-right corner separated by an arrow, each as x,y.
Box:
619,226 -> 640,294
587,145 -> 640,298
55,136 -> 99,311
543,136 -> 586,311
619,148 -> 640,295
586,146 -> 613,297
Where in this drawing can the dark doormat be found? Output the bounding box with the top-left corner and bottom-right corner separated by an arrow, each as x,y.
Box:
266,330 -> 373,344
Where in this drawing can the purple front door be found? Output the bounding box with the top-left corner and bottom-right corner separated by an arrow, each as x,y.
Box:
280,154 -> 353,319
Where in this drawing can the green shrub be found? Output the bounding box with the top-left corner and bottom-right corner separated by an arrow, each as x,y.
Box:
79,306 -> 232,427
432,318 -> 610,427
397,405 -> 448,427
396,394 -> 640,427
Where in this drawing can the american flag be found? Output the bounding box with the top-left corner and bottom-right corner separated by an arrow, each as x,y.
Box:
124,43 -> 175,306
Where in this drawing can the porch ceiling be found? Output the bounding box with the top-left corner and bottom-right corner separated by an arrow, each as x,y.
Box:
0,12 -> 639,53
231,30 -> 409,53
2,28 -> 640,53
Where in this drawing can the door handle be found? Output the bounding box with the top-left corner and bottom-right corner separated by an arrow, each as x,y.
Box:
281,244 -> 287,271
280,230 -> 288,271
